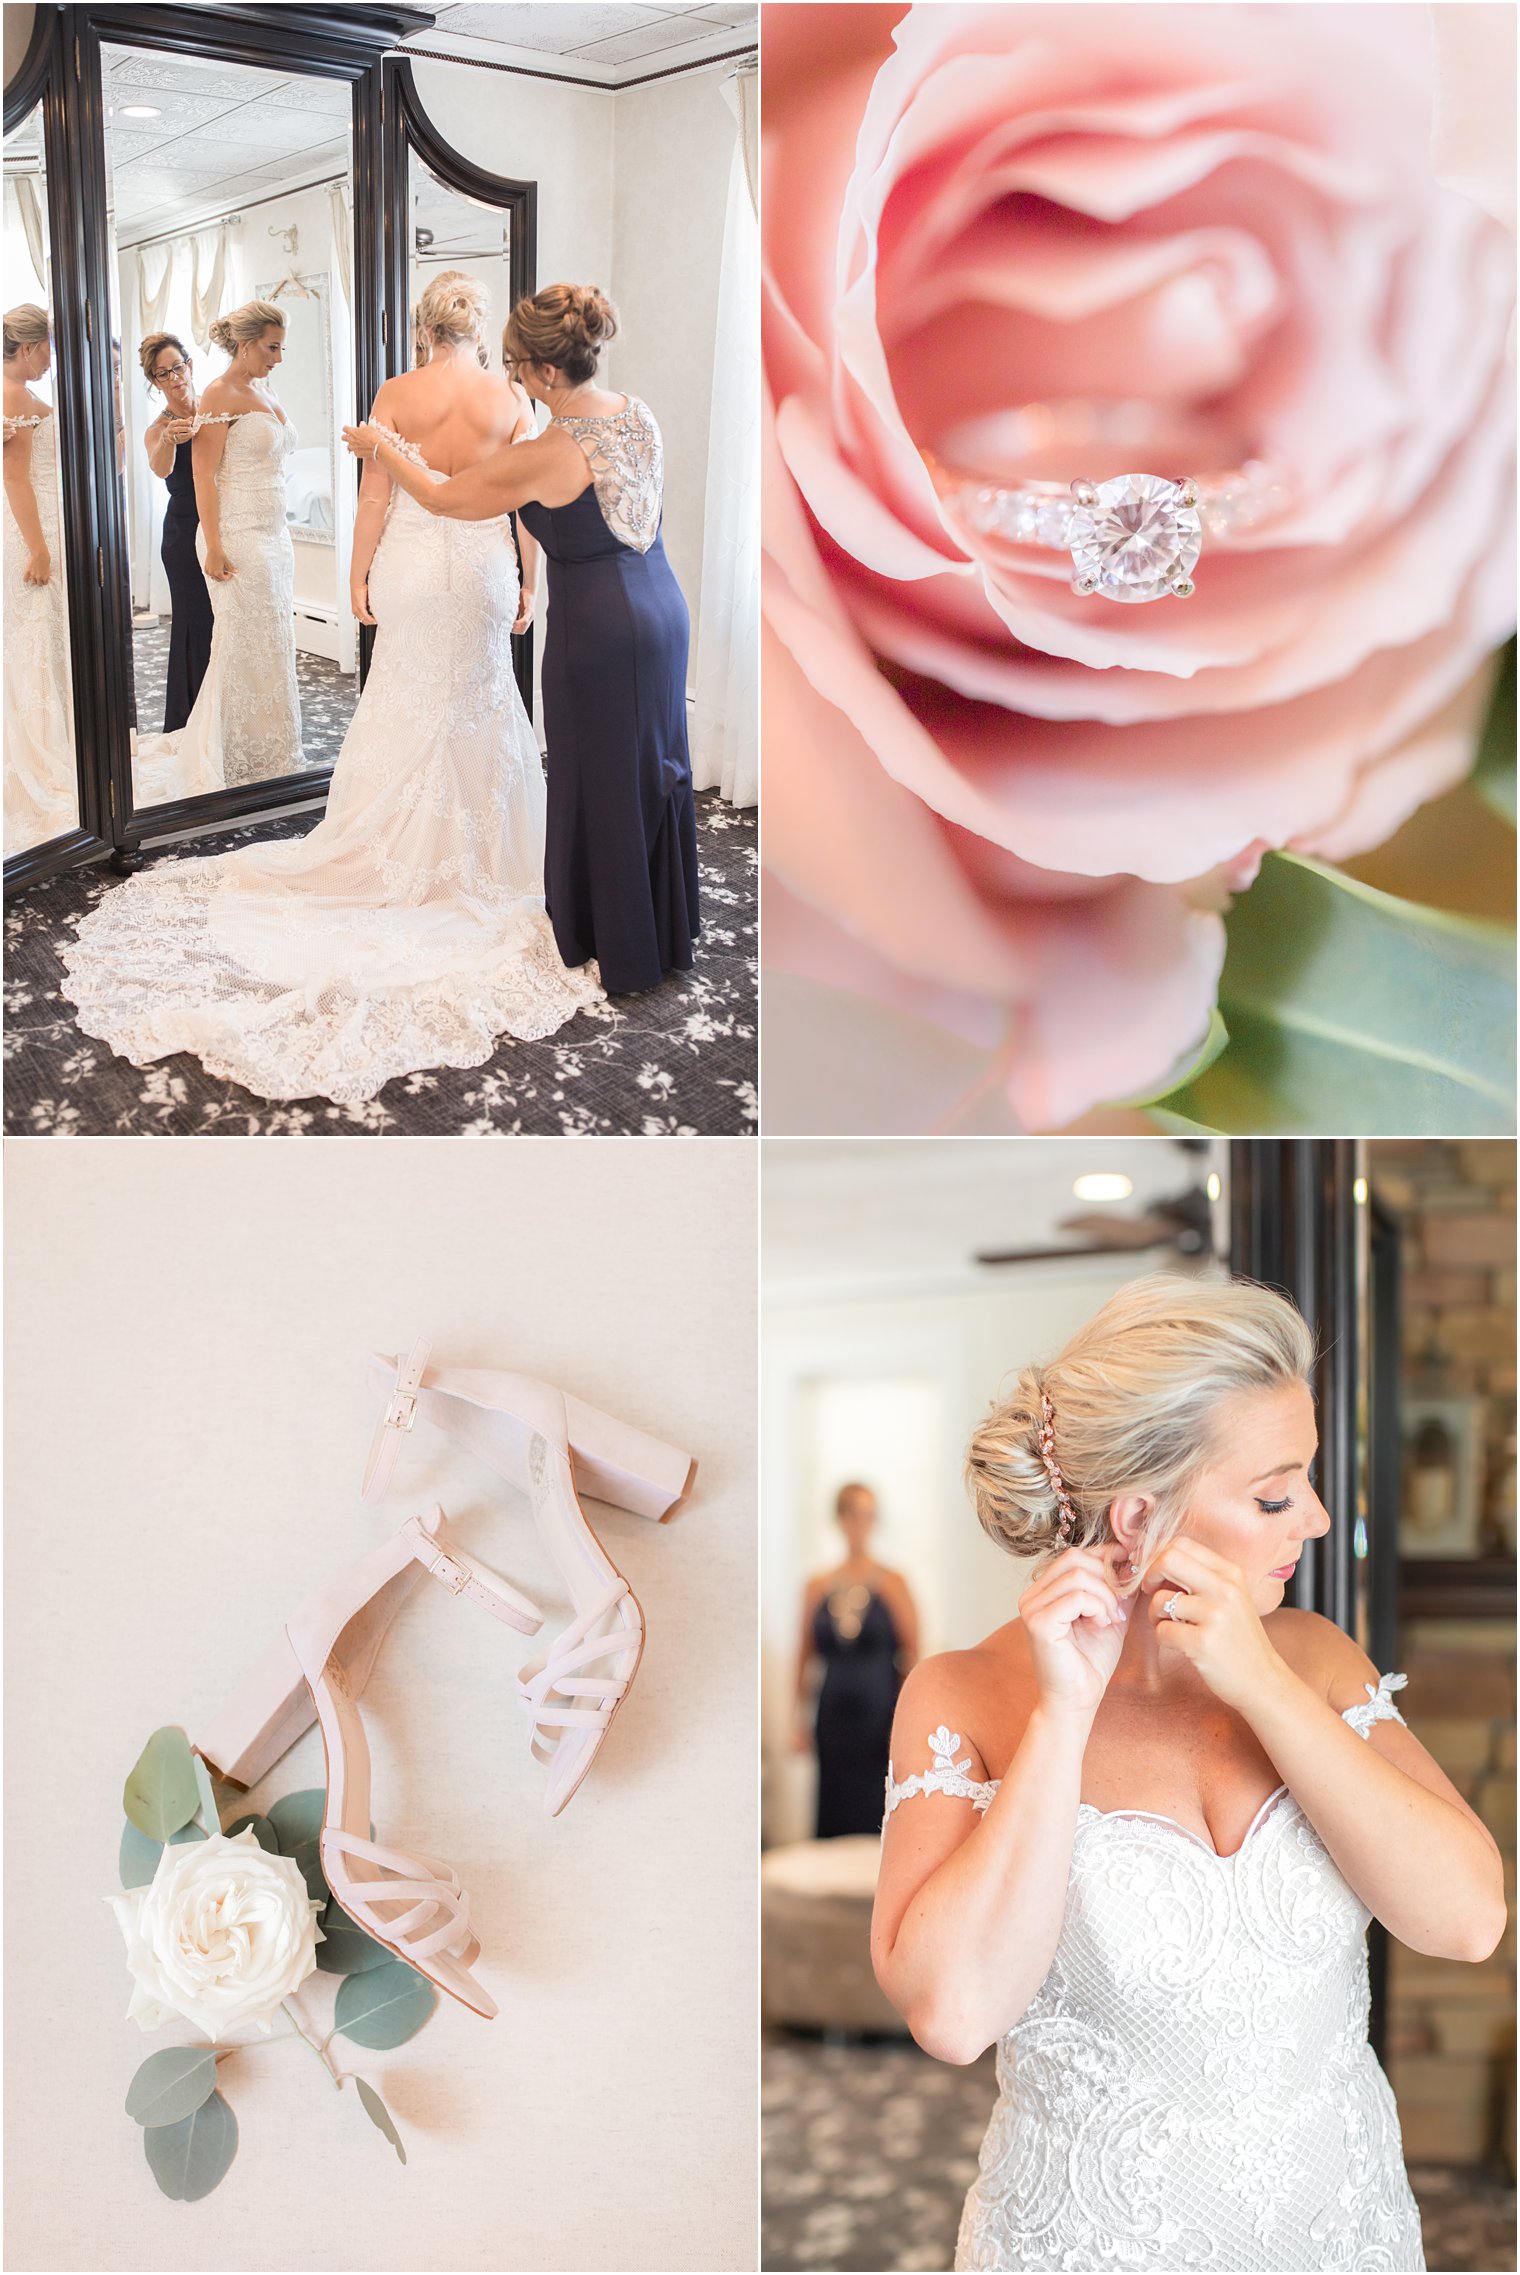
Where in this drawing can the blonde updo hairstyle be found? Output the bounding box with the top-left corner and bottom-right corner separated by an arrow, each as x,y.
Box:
3,303 -> 50,360
208,299 -> 285,359
412,269 -> 489,369
965,1275 -> 1315,1587
503,282 -> 617,385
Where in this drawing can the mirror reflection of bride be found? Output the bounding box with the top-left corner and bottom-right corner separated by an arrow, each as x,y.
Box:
60,270 -> 600,1106
130,297 -> 302,802
3,303 -> 76,855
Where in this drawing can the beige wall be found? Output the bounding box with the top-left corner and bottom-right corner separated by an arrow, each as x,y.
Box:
4,4 -> 36,91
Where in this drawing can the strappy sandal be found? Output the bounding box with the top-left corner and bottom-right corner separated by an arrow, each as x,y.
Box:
195,1506 -> 542,2017
361,1342 -> 695,1815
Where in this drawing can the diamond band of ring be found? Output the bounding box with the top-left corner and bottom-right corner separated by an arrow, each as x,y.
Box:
1162,1591 -> 1186,1621
926,402 -> 1288,604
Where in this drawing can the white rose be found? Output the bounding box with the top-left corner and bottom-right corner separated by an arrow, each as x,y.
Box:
108,1827 -> 325,2039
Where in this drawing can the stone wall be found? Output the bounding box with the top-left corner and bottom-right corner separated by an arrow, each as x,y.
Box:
1372,1141 -> 1516,2171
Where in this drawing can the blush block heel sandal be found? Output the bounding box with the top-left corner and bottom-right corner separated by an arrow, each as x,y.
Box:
195,1506 -> 543,2017
362,1343 -> 696,1816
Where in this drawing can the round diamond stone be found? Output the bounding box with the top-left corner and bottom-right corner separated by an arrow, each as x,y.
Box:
1067,474 -> 1203,603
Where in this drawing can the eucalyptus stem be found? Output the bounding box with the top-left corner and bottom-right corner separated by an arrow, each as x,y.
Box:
281,1996 -> 345,2089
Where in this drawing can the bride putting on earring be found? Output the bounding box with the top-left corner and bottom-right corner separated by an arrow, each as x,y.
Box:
875,1274 -> 1505,2275
59,270 -> 601,1107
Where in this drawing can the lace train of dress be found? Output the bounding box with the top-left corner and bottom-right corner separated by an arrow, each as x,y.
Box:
131,410 -> 302,803
60,428 -> 603,1104
3,412 -> 77,854
883,1676 -> 1426,2275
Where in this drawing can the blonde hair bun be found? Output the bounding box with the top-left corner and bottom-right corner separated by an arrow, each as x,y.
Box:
208,299 -> 285,358
3,303 -> 50,359
965,1274 -> 1315,1568
412,269 -> 489,366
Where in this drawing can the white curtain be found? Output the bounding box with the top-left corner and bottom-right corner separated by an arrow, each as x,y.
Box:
189,222 -> 231,348
691,62 -> 759,809
329,182 -> 353,313
136,241 -> 175,336
15,176 -> 47,300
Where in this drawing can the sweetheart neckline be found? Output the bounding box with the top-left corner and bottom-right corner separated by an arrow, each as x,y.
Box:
1075,1781 -> 1294,1863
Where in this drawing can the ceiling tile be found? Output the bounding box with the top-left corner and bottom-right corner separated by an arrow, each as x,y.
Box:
568,20 -> 717,63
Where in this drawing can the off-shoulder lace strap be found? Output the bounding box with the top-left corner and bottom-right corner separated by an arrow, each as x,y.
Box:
192,412 -> 241,428
370,420 -> 430,471
1340,1670 -> 1408,1739
883,1725 -> 999,1823
3,413 -> 46,435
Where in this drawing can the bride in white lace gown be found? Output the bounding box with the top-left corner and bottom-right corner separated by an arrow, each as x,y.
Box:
3,304 -> 76,853
875,1277 -> 1505,2275
131,298 -> 301,803
60,275 -> 600,1105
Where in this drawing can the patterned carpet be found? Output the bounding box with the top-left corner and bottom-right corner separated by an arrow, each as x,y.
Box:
131,616 -> 354,772
761,2032 -> 1517,2274
4,792 -> 757,1135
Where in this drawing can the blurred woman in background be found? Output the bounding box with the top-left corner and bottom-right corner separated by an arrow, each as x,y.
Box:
797,1482 -> 919,1837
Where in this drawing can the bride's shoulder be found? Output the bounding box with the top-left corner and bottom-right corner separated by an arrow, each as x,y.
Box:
892,1624 -> 1032,1768
1265,1605 -> 1375,1699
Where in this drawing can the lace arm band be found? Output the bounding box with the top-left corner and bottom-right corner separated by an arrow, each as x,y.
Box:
882,1724 -> 999,1824
1340,1671 -> 1409,1740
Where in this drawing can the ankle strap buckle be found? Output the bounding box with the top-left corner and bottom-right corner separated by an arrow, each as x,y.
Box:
428,1547 -> 471,1595
386,1391 -> 418,1432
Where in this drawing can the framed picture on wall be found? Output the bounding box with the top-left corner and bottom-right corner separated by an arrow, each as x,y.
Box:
1400,1395 -> 1486,1559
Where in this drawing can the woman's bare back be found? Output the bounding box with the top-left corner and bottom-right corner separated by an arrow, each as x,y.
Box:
373,361 -> 531,475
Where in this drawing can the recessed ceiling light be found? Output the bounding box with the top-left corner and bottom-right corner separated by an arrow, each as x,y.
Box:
1072,1173 -> 1132,1202
120,104 -> 161,118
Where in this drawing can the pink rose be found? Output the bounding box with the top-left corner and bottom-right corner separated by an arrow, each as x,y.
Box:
763,2 -> 1514,1129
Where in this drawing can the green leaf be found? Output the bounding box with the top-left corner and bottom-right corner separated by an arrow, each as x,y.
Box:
126,2047 -> 219,2128
143,2089 -> 238,2201
316,1898 -> 392,1976
1472,637 -> 1516,827
224,1813 -> 279,1855
120,1820 -> 163,1889
334,1960 -> 437,2049
192,1754 -> 222,1839
354,2076 -> 407,2164
123,1728 -> 201,1843
1160,853 -> 1516,1135
169,1823 -> 208,1845
1114,1008 -> 1229,1111
267,1789 -> 329,1905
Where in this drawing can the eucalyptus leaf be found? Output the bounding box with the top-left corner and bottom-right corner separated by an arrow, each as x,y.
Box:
123,1728 -> 201,1843
354,2076 -> 407,2164
143,2089 -> 238,2201
316,1899 -> 392,1976
119,1820 -> 163,1889
126,2047 -> 219,2129
192,1754 -> 222,1839
224,1813 -> 279,1855
169,1823 -> 208,1845
1471,637 -> 1516,828
267,1789 -> 330,1905
1158,853 -> 1516,1135
334,1961 -> 437,2049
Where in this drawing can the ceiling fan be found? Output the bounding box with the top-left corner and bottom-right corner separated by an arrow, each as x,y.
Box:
975,1158 -> 1216,1269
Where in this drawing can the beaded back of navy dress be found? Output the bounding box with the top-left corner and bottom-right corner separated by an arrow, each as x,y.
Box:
882,1674 -> 1425,2275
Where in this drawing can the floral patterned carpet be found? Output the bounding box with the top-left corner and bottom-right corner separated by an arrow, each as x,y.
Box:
4,792 -> 757,1136
761,2032 -> 1516,2274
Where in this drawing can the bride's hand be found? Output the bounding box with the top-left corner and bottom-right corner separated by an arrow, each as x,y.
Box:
351,578 -> 376,627
23,545 -> 51,586
342,423 -> 380,460
1145,1539 -> 1282,1712
512,584 -> 536,635
1018,1545 -> 1129,1720
203,547 -> 234,582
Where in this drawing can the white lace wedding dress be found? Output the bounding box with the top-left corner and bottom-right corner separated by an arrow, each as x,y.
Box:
883,1674 -> 1425,2274
3,410 -> 77,853
131,409 -> 302,803
60,424 -> 602,1103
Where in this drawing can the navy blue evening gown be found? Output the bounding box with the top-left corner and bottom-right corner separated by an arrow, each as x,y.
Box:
517,397 -> 699,995
160,438 -> 214,734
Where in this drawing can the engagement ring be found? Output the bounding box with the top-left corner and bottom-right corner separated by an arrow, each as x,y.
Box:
1162,1592 -> 1187,1621
929,401 -> 1289,604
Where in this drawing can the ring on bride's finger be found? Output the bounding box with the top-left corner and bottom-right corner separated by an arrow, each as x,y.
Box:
1162,1591 -> 1187,1622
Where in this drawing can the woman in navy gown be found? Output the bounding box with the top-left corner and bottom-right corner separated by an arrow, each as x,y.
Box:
141,331 -> 213,734
795,1484 -> 920,1838
343,284 -> 699,995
